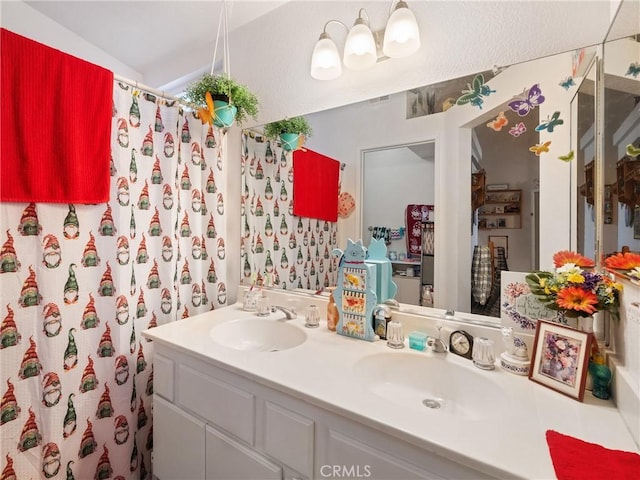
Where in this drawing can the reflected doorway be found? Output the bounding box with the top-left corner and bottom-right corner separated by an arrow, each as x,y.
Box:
362,142 -> 435,306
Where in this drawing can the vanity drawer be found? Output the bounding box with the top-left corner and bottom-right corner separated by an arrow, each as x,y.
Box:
263,400 -> 314,477
177,364 -> 255,444
153,353 -> 175,401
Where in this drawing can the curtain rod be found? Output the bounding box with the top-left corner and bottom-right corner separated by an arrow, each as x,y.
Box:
113,73 -> 180,102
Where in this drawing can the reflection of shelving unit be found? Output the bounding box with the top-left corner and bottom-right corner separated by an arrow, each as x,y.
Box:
421,221 -> 435,306
390,261 -> 420,305
478,189 -> 522,230
472,171 -> 486,211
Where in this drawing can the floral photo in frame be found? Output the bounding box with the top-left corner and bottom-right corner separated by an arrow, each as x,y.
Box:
529,321 -> 592,401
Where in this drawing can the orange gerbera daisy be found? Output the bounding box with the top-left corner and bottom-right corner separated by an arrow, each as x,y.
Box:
553,250 -> 595,268
604,252 -> 640,271
556,286 -> 598,315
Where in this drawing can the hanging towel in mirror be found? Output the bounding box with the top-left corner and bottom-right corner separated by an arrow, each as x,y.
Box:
1,28 -> 113,203
471,245 -> 492,305
405,204 -> 432,257
292,148 -> 340,222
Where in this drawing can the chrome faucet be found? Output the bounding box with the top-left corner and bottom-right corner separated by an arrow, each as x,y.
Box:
426,324 -> 447,353
426,336 -> 447,353
271,305 -> 297,320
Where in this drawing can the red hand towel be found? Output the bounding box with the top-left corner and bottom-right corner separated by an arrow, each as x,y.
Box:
1,28 -> 113,203
293,148 -> 340,222
405,204 -> 433,258
546,430 -> 640,480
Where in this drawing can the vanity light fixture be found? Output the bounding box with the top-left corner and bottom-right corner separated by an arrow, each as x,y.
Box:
310,0 -> 421,80
343,9 -> 377,71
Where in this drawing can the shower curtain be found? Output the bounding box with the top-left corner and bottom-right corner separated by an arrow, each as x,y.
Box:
240,132 -> 339,291
0,82 -> 227,479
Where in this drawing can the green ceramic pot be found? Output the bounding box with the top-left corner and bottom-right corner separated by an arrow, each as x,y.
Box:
213,100 -> 237,128
279,133 -> 301,151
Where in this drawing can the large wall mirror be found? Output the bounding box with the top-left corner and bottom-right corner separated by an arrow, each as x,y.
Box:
602,1 -> 640,263
302,50 -> 584,320
243,0 -> 639,326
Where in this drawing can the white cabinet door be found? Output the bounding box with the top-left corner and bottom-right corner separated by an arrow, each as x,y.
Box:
154,395 -> 205,480
206,425 -> 282,480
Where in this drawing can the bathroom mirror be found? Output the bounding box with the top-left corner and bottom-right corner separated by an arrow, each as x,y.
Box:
573,54 -> 598,260
242,3 -> 639,323
602,3 -> 640,264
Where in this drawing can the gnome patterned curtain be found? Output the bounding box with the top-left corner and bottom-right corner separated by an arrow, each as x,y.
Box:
0,82 -> 227,479
241,132 -> 339,290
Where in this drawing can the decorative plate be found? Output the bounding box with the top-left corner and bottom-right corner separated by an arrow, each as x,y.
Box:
338,192 -> 355,218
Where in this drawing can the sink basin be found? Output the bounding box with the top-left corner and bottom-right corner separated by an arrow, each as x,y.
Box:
210,318 -> 306,352
353,353 -> 511,420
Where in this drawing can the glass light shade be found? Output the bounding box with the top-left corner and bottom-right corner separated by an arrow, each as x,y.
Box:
383,3 -> 420,58
343,21 -> 377,71
310,34 -> 342,80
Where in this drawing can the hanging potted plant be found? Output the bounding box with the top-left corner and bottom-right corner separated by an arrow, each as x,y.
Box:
263,116 -> 313,151
184,73 -> 259,128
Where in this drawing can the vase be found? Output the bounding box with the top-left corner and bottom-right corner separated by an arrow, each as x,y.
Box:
578,315 -> 594,333
589,354 -> 612,400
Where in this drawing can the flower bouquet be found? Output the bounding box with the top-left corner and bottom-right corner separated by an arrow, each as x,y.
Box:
604,251 -> 640,280
526,251 -> 621,321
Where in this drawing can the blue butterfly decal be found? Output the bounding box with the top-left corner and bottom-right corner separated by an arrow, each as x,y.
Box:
535,111 -> 564,133
456,74 -> 496,110
508,84 -> 545,116
626,62 -> 640,78
559,76 -> 575,90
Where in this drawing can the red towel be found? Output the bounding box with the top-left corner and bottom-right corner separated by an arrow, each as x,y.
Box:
293,148 -> 340,222
1,28 -> 113,203
546,430 -> 640,480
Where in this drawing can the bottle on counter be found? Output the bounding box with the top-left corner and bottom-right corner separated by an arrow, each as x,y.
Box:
327,286 -> 339,331
373,304 -> 392,339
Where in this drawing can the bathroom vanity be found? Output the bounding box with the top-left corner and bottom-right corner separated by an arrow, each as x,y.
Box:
143,288 -> 639,479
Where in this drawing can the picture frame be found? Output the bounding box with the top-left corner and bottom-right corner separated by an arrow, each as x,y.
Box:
529,321 -> 592,401
488,235 -> 508,258
495,206 -> 505,214
497,218 -> 507,228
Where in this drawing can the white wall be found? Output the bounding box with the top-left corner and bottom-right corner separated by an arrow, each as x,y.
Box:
0,1 -> 141,80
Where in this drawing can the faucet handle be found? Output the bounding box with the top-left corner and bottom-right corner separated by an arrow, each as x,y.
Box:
427,336 -> 447,353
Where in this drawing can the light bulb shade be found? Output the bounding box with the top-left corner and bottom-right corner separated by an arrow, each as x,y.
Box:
310,34 -> 342,80
343,22 -> 377,71
383,3 -> 420,58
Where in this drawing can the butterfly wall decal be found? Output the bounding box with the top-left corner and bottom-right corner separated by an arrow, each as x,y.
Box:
626,62 -> 640,78
558,150 -> 575,162
529,141 -> 552,156
486,111 -> 509,131
508,84 -> 545,116
559,76 -> 575,90
626,144 -> 640,158
456,74 -> 496,110
535,111 -> 564,133
197,91 -> 216,126
508,122 -> 527,137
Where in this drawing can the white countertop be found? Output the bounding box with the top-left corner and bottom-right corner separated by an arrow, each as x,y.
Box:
143,291 -> 640,479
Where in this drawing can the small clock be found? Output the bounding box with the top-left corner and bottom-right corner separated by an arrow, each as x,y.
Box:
449,330 -> 474,359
